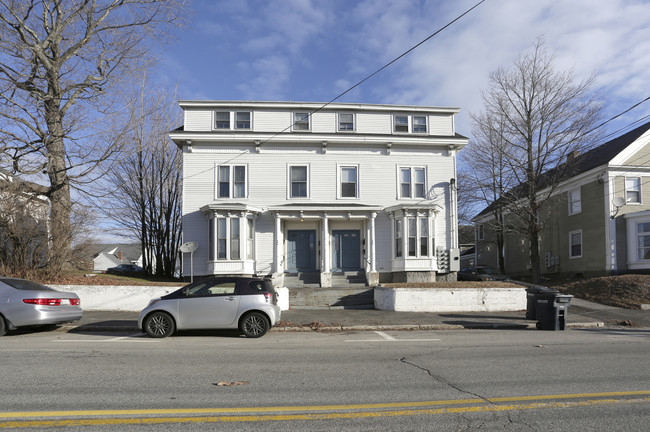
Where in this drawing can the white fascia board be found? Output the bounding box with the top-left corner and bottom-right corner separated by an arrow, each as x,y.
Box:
178,100 -> 461,115
170,131 -> 467,148
609,128 -> 650,166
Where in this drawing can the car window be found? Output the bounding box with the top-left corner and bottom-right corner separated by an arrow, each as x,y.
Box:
186,281 -> 236,296
0,278 -> 53,291
477,267 -> 496,275
239,280 -> 276,295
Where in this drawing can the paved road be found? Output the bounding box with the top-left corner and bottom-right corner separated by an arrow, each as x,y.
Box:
1,326 -> 649,430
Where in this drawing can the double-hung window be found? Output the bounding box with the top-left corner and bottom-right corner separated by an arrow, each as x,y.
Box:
215,217 -> 242,261
293,112 -> 310,131
217,165 -> 247,199
394,216 -> 431,258
338,113 -> 355,131
289,165 -> 308,198
400,167 -> 426,198
340,166 -> 358,198
395,219 -> 402,258
393,114 -> 428,133
394,115 -> 409,132
637,222 -> 650,260
569,230 -> 582,258
568,187 -> 581,215
215,111 -> 230,129
413,115 -> 427,133
235,111 -> 251,129
626,177 -> 641,204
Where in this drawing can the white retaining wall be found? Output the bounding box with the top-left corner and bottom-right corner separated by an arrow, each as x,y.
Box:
50,285 -> 291,312
374,286 -> 526,312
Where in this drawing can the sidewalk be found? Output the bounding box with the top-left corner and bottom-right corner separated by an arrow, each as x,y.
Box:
60,297 -> 650,333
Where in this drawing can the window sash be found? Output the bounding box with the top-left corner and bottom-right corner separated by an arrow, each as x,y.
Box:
408,218 -> 417,257
413,116 -> 427,133
290,166 -> 308,198
420,218 -> 428,256
215,111 -> 230,129
626,177 -> 641,203
394,115 -> 408,132
218,166 -> 230,198
218,165 -> 246,199
235,111 -> 251,129
247,219 -> 254,260
217,218 -> 227,259
400,169 -> 411,197
395,219 -> 402,258
230,218 -> 240,260
568,188 -> 581,214
414,168 -> 425,198
341,167 -> 357,198
294,112 -> 310,130
338,113 -> 354,131
569,231 -> 582,258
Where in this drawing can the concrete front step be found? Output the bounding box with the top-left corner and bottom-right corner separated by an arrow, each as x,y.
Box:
289,287 -> 375,309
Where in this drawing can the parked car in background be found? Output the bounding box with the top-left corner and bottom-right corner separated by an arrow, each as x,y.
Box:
458,266 -> 509,282
0,278 -> 82,336
138,277 -> 281,338
106,264 -> 143,275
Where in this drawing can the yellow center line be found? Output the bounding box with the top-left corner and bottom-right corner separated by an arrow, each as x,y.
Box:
2,390 -> 649,420
1,397 -> 649,428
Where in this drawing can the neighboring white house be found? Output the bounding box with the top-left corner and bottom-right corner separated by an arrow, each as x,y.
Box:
91,244 -> 143,272
170,101 -> 468,287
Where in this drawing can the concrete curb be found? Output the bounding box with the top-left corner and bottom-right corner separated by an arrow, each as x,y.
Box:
59,320 -> 606,333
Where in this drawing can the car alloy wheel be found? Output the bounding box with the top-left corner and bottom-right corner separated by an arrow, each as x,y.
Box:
240,312 -> 270,338
144,312 -> 175,338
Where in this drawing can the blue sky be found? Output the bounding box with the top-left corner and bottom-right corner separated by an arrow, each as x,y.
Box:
157,0 -> 650,139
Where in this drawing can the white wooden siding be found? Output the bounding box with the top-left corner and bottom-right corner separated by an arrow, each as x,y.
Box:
429,114 -> 453,135
254,111 -> 291,132
184,109 -> 212,131
311,112 -> 336,133
357,113 -> 392,134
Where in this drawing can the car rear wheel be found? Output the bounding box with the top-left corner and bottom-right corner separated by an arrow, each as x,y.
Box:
0,315 -> 6,337
240,312 -> 270,338
144,312 -> 175,338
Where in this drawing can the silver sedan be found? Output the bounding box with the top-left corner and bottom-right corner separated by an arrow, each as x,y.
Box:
0,278 -> 83,336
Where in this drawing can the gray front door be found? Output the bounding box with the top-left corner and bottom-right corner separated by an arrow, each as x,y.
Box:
332,230 -> 361,271
287,230 -> 316,272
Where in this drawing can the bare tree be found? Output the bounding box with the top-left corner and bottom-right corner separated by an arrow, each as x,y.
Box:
105,83 -> 182,278
468,39 -> 602,283
0,0 -> 187,274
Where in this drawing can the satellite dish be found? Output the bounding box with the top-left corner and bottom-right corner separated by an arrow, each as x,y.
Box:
612,197 -> 626,208
179,241 -> 198,253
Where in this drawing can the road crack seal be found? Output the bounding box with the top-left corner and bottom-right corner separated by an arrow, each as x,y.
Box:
400,357 -> 491,404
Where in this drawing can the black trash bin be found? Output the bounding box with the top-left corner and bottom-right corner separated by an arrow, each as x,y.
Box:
535,293 -> 573,330
525,286 -> 558,320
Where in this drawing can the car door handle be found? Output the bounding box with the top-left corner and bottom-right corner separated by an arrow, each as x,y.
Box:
224,297 -> 236,301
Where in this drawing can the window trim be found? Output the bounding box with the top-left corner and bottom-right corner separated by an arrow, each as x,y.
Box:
214,111 -> 230,129
393,115 -> 409,133
568,187 -> 581,215
337,113 -> 355,132
569,229 -> 583,259
393,114 -> 429,134
215,163 -> 248,199
625,176 -> 642,204
412,115 -> 428,133
287,164 -> 310,199
293,112 -> 311,131
477,224 -> 485,241
338,164 -> 359,199
213,111 -> 253,130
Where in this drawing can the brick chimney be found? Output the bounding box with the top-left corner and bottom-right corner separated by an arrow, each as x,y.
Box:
118,251 -> 123,261
567,150 -> 580,162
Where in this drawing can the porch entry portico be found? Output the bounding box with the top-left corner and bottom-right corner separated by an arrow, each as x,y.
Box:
271,204 -> 382,287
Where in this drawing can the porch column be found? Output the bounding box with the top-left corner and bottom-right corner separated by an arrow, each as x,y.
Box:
322,212 -> 330,272
370,212 -> 377,272
274,212 -> 282,273
320,212 -> 331,287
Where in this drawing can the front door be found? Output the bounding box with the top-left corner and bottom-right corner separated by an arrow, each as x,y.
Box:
332,230 -> 361,271
287,230 -> 316,272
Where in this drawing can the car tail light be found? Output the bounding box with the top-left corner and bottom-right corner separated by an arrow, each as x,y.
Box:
70,299 -> 80,306
24,298 -> 62,306
263,292 -> 272,303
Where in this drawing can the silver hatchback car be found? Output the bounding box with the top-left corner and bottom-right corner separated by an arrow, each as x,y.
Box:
0,277 -> 83,336
138,277 -> 281,338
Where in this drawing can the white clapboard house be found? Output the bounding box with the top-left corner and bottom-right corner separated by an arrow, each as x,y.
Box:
170,101 -> 468,287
